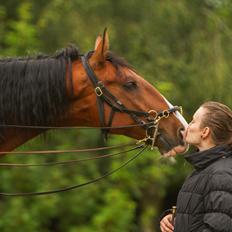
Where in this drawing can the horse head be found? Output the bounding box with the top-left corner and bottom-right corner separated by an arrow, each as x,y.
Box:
66,30 -> 188,156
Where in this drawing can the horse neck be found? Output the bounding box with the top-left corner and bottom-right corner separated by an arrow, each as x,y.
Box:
0,128 -> 45,154
0,60 -> 97,154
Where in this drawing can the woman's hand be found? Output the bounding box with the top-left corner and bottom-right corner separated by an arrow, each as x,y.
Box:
160,214 -> 174,232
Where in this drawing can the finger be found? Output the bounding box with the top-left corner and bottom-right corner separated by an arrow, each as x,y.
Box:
169,149 -> 177,157
163,218 -> 174,231
163,219 -> 174,231
160,221 -> 173,232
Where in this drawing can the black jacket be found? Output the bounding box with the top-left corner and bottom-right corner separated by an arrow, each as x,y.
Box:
174,145 -> 232,232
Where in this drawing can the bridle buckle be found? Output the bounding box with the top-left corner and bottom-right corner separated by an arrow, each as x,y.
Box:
95,87 -> 103,96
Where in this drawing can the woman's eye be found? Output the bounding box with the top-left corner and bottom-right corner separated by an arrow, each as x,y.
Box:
123,81 -> 137,90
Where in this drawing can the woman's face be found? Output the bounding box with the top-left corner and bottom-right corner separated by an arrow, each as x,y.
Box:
185,107 -> 207,147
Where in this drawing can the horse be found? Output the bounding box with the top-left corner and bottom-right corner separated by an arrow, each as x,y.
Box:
0,30 -> 188,157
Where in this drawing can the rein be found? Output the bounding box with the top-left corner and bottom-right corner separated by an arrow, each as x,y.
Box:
0,144 -> 147,196
0,142 -> 136,155
0,144 -> 142,167
0,121 -> 154,129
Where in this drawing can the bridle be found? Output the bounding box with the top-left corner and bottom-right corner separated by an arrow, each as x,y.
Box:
81,52 -> 183,149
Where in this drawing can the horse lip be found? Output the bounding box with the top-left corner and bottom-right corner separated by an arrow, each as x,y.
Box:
157,134 -> 189,155
157,134 -> 172,154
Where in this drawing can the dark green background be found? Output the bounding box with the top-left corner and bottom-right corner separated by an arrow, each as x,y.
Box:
0,0 -> 232,231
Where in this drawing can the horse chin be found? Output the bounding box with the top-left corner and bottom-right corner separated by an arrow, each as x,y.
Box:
155,135 -> 189,157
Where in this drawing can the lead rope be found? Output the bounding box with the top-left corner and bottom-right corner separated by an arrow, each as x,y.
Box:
0,122 -> 154,129
0,144 -> 147,196
0,144 -> 142,167
0,142 -> 136,155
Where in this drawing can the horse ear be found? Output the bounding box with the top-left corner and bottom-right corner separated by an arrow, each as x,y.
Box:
91,29 -> 109,66
94,35 -> 102,50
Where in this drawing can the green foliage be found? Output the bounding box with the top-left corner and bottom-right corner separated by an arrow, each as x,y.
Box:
92,189 -> 136,232
1,2 -> 40,55
1,0 -> 232,231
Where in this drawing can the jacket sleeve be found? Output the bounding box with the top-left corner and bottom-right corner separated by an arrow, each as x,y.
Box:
202,173 -> 232,232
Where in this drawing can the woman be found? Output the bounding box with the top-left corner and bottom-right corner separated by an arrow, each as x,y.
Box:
160,101 -> 232,232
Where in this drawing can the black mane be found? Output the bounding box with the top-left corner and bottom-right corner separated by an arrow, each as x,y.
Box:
0,46 -> 80,127
0,46 -> 132,131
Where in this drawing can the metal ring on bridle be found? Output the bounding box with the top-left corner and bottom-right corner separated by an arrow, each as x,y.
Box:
146,124 -> 156,138
148,110 -> 158,119
163,110 -> 170,118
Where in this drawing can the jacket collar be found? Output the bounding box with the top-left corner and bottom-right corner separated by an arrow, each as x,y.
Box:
184,144 -> 232,170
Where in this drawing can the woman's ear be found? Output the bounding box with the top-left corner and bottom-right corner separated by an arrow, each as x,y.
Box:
201,127 -> 211,139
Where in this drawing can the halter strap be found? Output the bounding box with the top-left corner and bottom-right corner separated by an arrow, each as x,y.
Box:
81,53 -> 149,139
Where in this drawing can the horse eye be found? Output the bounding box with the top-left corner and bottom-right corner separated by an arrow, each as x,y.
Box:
123,81 -> 137,90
